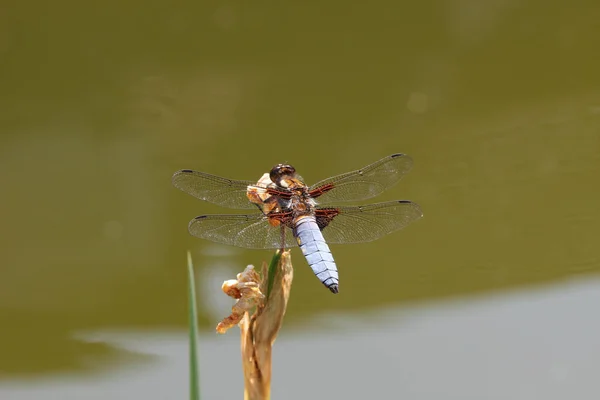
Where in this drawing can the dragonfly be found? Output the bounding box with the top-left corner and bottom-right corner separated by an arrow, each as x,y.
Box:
172,153 -> 423,294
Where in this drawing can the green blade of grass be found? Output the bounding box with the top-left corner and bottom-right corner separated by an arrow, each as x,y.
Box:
266,250 -> 282,299
187,251 -> 201,400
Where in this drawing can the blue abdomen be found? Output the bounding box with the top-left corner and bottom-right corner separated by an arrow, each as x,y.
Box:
293,216 -> 339,293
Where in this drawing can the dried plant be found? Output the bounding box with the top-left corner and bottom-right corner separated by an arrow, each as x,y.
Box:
217,250 -> 293,400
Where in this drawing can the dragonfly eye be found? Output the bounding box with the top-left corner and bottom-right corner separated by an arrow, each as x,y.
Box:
270,164 -> 296,185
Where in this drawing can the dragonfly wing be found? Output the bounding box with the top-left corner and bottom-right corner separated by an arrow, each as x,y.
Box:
315,200 -> 423,244
172,169 -> 260,209
309,154 -> 414,205
188,214 -> 299,249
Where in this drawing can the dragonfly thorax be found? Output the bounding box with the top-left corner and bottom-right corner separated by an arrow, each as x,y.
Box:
286,189 -> 316,217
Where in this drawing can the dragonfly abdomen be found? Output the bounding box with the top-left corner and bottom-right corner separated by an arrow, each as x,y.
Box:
293,216 -> 339,294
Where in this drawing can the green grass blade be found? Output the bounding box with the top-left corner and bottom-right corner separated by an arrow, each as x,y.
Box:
266,250 -> 282,299
187,251 -> 201,400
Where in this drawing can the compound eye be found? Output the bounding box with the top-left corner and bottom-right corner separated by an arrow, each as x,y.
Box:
269,164 -> 296,184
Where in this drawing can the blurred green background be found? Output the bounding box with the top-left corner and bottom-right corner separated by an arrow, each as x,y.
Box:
1,0 -> 599,396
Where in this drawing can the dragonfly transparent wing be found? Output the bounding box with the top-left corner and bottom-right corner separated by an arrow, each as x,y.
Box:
172,169 -> 260,210
316,200 -> 423,244
309,154 -> 414,205
187,214 -> 299,249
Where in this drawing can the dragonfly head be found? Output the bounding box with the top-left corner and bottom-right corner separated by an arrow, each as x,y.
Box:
270,163 -> 296,187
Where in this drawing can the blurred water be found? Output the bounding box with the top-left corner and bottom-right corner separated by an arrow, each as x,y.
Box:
2,277 -> 600,399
